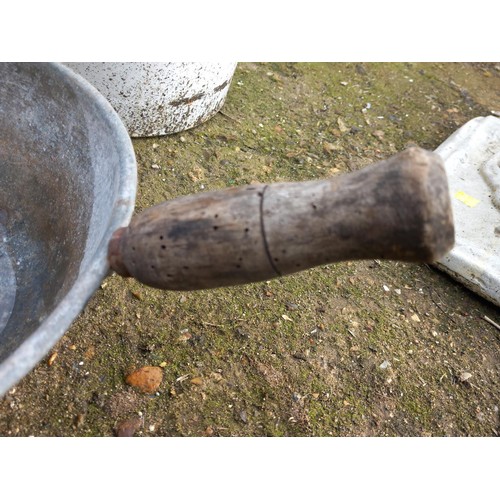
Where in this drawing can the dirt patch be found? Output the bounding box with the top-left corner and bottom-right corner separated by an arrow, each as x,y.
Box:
1,62 -> 500,436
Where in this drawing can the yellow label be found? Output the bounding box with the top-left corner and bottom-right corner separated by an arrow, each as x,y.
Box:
454,191 -> 480,208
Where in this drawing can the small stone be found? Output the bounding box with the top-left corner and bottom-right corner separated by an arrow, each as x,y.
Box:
340,81 -> 348,86
210,372 -> 224,382
383,285 -> 390,292
130,290 -> 143,300
177,330 -> 192,342
115,416 -> 142,437
125,366 -> 163,394
239,410 -> 248,424
152,143 -> 159,149
75,413 -> 85,428
190,377 -> 203,386
281,314 -> 293,322
151,164 -> 161,170
379,360 -> 391,370
285,302 -> 299,311
48,352 -> 58,366
411,313 -> 421,323
235,328 -> 249,339
395,289 -> 401,295
323,141 -> 340,154
459,372 -> 472,382
179,136 -> 186,143
337,117 -> 349,133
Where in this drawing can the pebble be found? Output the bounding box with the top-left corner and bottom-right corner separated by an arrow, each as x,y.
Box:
383,285 -> 390,292
115,416 -> 142,437
411,313 -> 421,323
48,352 -> 58,366
379,360 -> 391,370
130,290 -> 143,301
337,117 -> 349,133
190,377 -> 203,386
125,366 -> 164,394
178,330 -> 192,342
459,372 -> 472,382
323,141 -> 340,154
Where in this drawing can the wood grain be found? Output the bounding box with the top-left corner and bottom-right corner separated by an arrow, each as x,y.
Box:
108,147 -> 454,290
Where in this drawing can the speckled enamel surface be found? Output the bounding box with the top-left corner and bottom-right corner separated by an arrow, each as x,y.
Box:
64,63 -> 237,137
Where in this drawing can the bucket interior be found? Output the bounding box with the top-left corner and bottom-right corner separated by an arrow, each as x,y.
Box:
0,63 -> 133,368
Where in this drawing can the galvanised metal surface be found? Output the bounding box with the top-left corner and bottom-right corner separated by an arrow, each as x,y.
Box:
0,63 -> 137,397
64,62 -> 237,137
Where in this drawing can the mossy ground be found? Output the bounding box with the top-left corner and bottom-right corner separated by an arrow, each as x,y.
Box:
1,62 -> 500,436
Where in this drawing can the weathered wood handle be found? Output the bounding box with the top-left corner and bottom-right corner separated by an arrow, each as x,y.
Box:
108,147 -> 454,290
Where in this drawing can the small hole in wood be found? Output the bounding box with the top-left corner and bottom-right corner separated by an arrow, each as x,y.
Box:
214,214 -> 219,218
213,226 -> 218,231
312,203 -> 317,210
245,228 -> 249,233
236,264 -> 241,269
161,245 -> 166,250
183,266 -> 189,270
159,235 -> 164,240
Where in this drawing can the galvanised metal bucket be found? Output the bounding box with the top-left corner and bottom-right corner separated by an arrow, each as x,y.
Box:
0,62 -> 136,396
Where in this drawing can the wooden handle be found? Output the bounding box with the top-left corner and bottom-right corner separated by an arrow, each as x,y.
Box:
108,147 -> 454,290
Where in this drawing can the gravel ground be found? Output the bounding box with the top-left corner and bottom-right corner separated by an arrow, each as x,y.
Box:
0,62 -> 499,437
